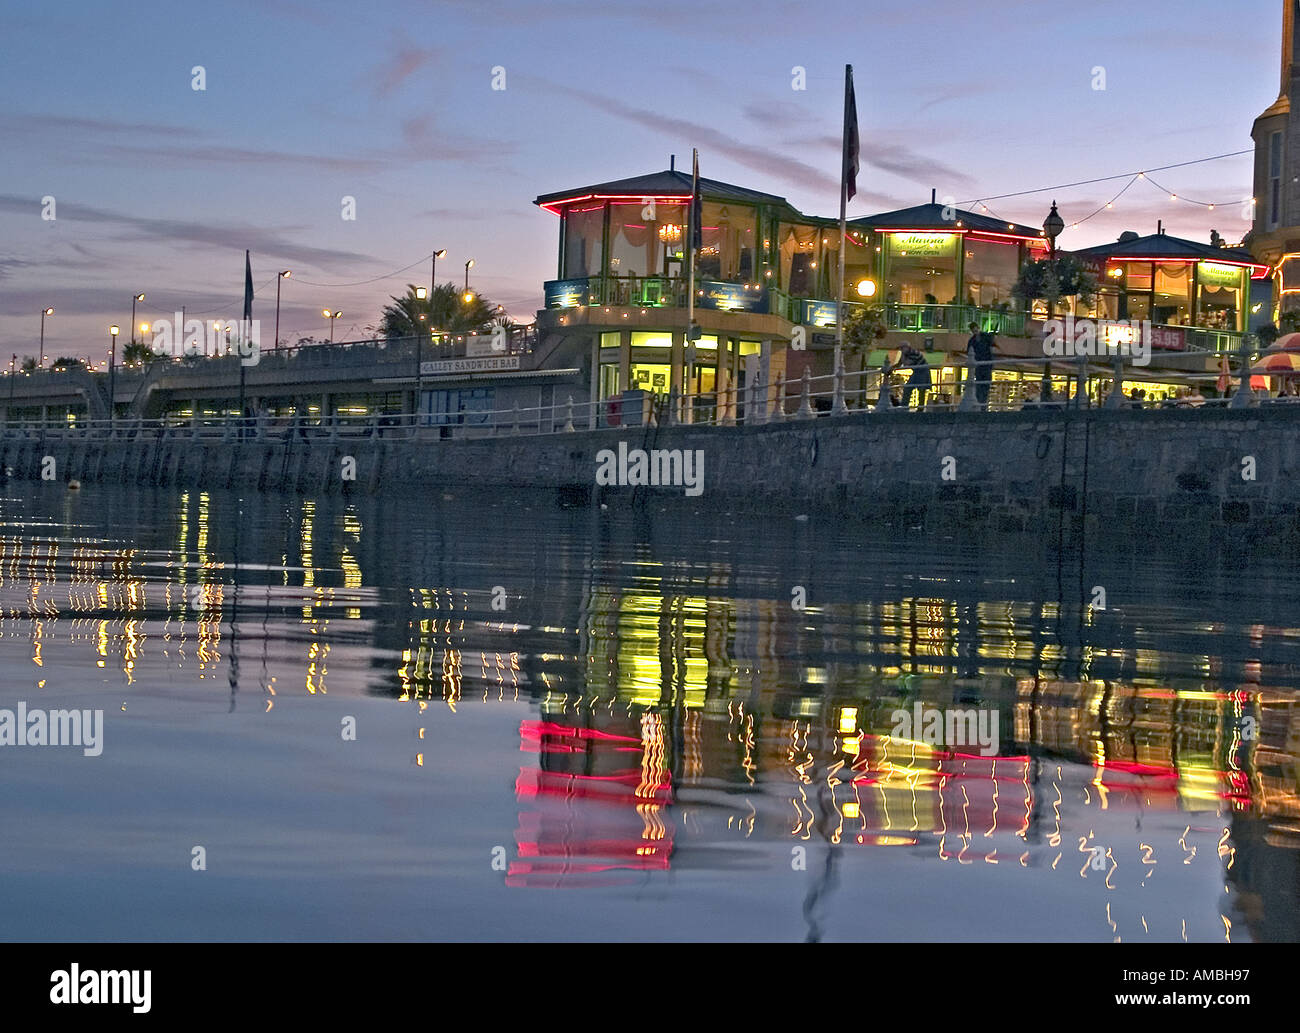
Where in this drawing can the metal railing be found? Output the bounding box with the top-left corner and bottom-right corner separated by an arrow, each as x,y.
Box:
0,347 -> 1278,449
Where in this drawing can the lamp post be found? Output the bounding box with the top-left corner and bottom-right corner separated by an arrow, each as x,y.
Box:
130,293 -> 145,347
108,324 -> 120,429
464,259 -> 475,302
323,309 -> 341,343
414,286 -> 429,420
275,270 -> 291,352
7,354 -> 15,423
430,248 -> 446,307
39,307 -> 53,369
1042,201 -> 1065,404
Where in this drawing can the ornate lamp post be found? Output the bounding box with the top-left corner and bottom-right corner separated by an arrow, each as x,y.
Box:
1042,201 -> 1066,404
108,325 -> 120,429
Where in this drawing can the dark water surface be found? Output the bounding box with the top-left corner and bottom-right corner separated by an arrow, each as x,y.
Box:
1,482 -> 1297,942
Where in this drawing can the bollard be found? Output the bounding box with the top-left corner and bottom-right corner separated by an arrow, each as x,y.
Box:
875,364 -> 895,412
1230,338 -> 1255,409
796,367 -> 814,419
1104,351 -> 1125,409
958,358 -> 980,412
751,371 -> 765,426
564,395 -> 575,432
832,359 -> 847,416
772,373 -> 785,421
665,387 -> 677,427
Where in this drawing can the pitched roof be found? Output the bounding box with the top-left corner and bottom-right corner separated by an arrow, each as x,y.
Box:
534,169 -> 793,211
850,202 -> 1041,239
1071,232 -> 1260,266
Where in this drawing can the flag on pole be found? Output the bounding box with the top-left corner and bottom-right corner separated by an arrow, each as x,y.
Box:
842,65 -> 859,202
243,250 -> 254,323
690,150 -> 702,253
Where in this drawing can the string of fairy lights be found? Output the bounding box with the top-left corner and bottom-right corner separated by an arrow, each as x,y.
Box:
963,148 -> 1255,235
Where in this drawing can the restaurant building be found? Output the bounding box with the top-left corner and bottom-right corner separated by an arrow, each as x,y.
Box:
534,167 -> 1049,415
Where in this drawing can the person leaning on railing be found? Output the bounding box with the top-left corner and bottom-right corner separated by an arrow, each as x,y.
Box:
966,322 -> 997,409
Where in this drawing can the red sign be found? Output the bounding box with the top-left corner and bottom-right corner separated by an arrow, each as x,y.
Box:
1150,325 -> 1186,351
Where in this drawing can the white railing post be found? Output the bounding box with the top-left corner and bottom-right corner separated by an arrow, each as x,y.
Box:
832,359 -> 847,415
797,367 -> 813,419
874,364 -> 894,412
564,395 -> 575,432
772,373 -> 785,421
958,355 -> 980,412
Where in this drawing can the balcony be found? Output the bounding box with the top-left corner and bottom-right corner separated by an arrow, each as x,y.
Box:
543,276 -> 1018,335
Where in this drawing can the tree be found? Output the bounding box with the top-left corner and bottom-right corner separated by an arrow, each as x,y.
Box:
51,357 -> 84,370
20,357 -> 38,373
380,283 -> 499,340
1013,255 -> 1097,314
122,341 -> 155,366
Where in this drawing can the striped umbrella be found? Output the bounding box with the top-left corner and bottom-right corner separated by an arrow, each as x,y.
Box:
1250,351 -> 1300,374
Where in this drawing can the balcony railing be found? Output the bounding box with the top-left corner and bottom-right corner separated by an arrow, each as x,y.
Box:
544,276 -> 1020,334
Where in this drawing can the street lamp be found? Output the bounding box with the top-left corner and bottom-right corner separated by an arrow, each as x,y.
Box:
430,248 -> 446,300
1043,201 -> 1076,405
464,259 -> 475,303
109,325 -> 120,429
323,309 -> 341,343
275,270 -> 291,352
130,293 -> 145,346
39,307 -> 53,369
413,285 -> 430,426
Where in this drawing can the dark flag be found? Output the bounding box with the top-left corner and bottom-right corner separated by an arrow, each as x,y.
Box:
243,250 -> 254,322
690,149 -> 702,252
842,65 -> 859,202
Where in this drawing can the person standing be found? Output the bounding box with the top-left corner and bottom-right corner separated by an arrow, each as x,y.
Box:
966,322 -> 995,409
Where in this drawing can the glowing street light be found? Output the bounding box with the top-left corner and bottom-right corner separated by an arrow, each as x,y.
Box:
323,309 -> 342,342
109,325 -> 120,429
275,270 -> 291,352
39,307 -> 54,369
130,293 -> 145,345
856,278 -> 877,298
464,259 -> 475,302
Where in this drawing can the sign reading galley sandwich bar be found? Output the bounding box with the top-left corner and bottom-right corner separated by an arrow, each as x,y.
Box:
421,355 -> 521,376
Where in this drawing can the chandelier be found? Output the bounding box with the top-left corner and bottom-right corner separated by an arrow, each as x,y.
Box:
658,223 -> 682,243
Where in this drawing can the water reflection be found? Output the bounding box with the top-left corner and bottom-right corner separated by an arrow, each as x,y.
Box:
1,482 -> 1297,941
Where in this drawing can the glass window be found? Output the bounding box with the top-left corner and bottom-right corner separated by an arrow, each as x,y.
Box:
608,201 -> 686,279
629,362 -> 671,394
962,238 -> 1019,308
779,223 -> 819,295
1153,263 -> 1192,325
884,232 -> 957,306
1197,263 -> 1244,330
563,203 -> 604,278
630,331 -> 672,348
699,203 -> 756,283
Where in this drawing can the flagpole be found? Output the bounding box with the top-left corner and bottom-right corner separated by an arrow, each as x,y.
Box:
836,65 -> 854,375
686,147 -> 699,423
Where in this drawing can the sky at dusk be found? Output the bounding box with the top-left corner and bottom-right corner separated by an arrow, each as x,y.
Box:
0,0 -> 1285,360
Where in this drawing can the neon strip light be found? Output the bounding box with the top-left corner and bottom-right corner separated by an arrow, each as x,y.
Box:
539,193 -> 694,215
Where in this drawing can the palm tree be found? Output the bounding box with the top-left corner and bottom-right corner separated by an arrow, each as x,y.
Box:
122,341 -> 155,367
20,357 -> 38,373
380,283 -> 498,340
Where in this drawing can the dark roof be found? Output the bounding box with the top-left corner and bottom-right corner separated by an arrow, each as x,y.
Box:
534,169 -> 792,209
1071,232 -> 1261,266
850,202 -> 1041,239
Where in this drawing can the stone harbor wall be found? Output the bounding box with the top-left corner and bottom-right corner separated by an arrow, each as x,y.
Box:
4,408 -> 1299,541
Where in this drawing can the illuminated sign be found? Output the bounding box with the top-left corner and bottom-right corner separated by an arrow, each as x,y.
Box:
887,232 -> 956,256
1198,262 -> 1243,287
803,300 -> 839,326
544,278 -> 589,308
697,280 -> 768,313
421,355 -> 522,375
